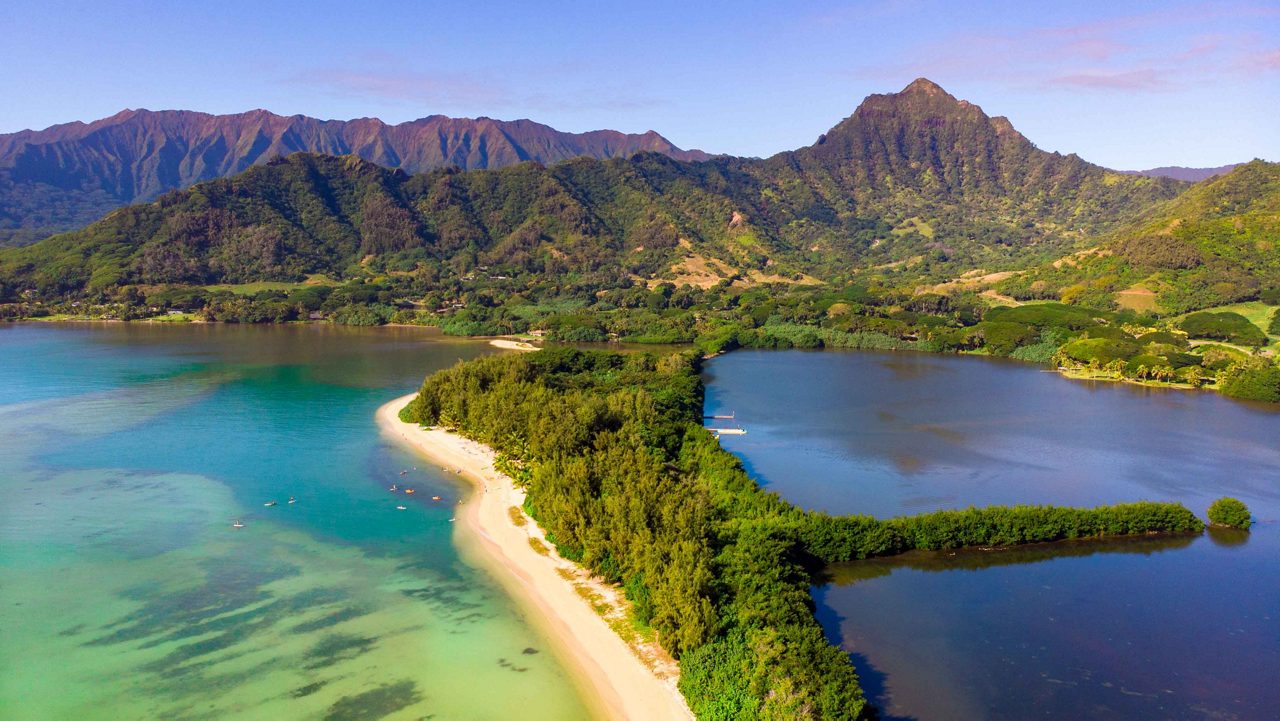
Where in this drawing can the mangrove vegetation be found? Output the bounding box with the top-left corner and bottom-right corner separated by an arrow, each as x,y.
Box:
401,348 -> 1206,720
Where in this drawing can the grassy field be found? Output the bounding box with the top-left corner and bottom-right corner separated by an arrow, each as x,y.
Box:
146,312 -> 196,323
204,274 -> 336,296
891,216 -> 935,238
1113,284 -> 1159,312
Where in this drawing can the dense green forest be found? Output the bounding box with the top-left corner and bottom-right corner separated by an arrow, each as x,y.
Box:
400,348 -> 1204,720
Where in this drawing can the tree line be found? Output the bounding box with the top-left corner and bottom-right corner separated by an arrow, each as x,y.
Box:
401,348 -> 1203,720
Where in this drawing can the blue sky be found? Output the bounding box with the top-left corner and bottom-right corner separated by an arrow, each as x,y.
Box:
3,0 -> 1277,169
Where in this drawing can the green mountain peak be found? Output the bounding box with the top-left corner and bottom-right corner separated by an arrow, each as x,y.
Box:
901,77 -> 950,97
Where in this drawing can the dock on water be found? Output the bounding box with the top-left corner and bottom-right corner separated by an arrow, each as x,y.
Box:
705,410 -> 745,436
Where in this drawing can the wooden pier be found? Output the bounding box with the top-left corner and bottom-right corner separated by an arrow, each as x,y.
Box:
705,410 -> 745,437
706,427 -> 747,436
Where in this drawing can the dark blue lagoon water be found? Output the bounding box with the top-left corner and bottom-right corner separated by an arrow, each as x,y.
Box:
0,323 -> 593,720
704,349 -> 1280,721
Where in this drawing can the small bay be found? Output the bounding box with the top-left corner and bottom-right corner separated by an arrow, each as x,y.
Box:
705,349 -> 1280,721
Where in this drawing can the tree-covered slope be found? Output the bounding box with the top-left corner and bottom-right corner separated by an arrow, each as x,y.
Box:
0,108 -> 709,246
729,78 -> 1183,274
0,152 -> 784,296
1000,160 -> 1280,313
0,79 -> 1189,300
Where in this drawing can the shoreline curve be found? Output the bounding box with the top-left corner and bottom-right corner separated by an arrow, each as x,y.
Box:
376,393 -> 692,721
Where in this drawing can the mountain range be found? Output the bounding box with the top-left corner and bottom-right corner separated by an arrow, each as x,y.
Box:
3,78 -> 1202,302
1121,164 -> 1242,182
0,109 -> 709,245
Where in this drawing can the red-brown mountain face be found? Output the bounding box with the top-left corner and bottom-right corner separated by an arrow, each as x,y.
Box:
786,77 -> 1089,199
0,109 -> 709,245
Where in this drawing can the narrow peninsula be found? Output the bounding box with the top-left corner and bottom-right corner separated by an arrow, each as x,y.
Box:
382,347 -> 1206,720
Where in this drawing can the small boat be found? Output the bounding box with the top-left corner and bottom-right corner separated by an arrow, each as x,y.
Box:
399,470 -> 408,476
396,505 -> 407,511
404,488 -> 416,495
390,484 -> 398,491
431,495 -> 442,501
448,517 -> 456,522
287,497 -> 296,504
263,501 -> 278,507
232,520 -> 245,528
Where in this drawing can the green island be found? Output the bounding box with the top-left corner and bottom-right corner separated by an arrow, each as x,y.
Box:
400,347 -> 1206,720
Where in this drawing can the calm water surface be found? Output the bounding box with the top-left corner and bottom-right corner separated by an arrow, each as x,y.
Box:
705,349 -> 1280,721
0,323 -> 593,721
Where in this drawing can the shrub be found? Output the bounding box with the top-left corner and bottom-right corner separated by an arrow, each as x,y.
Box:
331,303 -> 395,326
1195,344 -> 1248,371
984,303 -> 1103,330
977,321 -> 1038,355
694,324 -> 742,355
1207,497 -> 1252,530
1059,337 -> 1141,364
1219,363 -> 1280,402
390,309 -> 435,325
1179,311 -> 1267,347
1136,331 -> 1188,348
1163,351 -> 1202,369
1007,328 -> 1069,364
884,502 -> 1203,550
918,326 -> 982,353
1077,325 -> 1134,341
543,314 -> 608,342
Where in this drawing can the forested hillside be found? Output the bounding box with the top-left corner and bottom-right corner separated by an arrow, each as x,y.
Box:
735,79 -> 1182,272
1000,160 -> 1280,313
0,108 -> 709,245
0,79 -> 1185,301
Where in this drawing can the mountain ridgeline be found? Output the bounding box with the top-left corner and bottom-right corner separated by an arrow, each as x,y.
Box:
0,109 -> 709,245
1121,164 -> 1242,182
0,79 -> 1187,298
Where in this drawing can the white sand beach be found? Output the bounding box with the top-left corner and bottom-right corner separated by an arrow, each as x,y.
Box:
376,395 -> 692,721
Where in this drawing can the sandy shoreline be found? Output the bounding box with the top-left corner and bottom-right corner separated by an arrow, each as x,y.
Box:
376,394 -> 692,721
488,338 -> 540,351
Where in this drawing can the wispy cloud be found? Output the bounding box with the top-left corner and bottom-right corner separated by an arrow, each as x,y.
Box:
285,57 -> 663,118
854,2 -> 1280,94
1241,48 -> 1280,71
288,67 -> 508,108
1046,69 -> 1171,91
